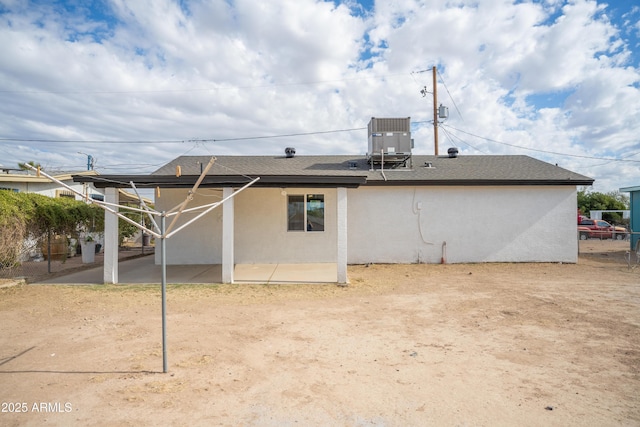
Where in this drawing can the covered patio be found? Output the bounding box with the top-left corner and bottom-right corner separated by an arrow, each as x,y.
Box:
34,255 -> 339,285
74,161 -> 365,285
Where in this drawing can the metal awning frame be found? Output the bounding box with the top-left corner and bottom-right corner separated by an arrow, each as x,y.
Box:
24,160 -> 260,240
23,159 -> 260,374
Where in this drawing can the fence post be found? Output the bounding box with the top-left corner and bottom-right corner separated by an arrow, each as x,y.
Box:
47,229 -> 51,274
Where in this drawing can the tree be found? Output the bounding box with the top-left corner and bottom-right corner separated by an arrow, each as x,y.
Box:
17,161 -> 42,172
118,207 -> 153,245
577,189 -> 629,224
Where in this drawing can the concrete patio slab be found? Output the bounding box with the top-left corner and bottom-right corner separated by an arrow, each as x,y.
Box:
234,263 -> 337,284
32,256 -> 338,285
32,256 -> 222,285
233,264 -> 278,282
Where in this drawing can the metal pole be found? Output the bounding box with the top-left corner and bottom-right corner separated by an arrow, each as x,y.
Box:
21,163 -> 162,239
47,229 -> 51,274
161,213 -> 168,373
165,157 -> 216,233
164,177 -> 260,239
433,65 -> 439,156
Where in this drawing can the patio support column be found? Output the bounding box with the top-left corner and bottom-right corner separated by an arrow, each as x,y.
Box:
104,187 -> 119,284
222,187 -> 234,283
337,187 -> 348,284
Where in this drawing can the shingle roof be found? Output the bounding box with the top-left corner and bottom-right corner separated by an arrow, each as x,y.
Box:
152,154 -> 594,186
75,154 -> 593,188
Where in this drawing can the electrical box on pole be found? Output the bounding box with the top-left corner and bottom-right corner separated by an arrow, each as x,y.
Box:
438,104 -> 449,119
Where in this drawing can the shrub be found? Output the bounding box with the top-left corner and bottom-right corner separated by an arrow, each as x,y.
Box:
0,191 -> 104,267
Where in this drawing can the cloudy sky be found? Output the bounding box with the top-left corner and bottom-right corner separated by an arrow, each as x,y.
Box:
0,0 -> 638,193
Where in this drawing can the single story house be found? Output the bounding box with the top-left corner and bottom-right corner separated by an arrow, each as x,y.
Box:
0,168 -> 150,205
75,118 -> 594,284
0,168 -> 104,200
620,185 -> 640,251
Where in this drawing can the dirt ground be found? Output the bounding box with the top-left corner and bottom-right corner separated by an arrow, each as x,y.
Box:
1,240 -> 638,426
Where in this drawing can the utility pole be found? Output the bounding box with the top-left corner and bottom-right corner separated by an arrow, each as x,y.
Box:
78,152 -> 94,200
78,152 -> 94,170
432,66 -> 439,156
419,66 -> 447,155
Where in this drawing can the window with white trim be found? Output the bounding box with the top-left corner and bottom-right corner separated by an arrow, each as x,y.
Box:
287,194 -> 324,232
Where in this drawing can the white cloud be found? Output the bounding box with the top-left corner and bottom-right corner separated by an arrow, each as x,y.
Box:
0,0 -> 638,193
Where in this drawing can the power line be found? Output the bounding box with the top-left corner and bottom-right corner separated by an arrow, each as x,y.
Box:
441,124 -> 640,163
0,73 -> 410,96
0,138 -> 184,144
6,120 -> 636,167
0,127 -> 367,145
440,126 -> 486,154
436,68 -> 463,121
197,127 -> 367,143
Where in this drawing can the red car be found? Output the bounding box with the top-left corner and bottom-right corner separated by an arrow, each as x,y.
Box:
578,219 -> 627,240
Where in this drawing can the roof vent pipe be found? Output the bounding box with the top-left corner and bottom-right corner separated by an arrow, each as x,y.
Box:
285,147 -> 296,158
447,147 -> 459,158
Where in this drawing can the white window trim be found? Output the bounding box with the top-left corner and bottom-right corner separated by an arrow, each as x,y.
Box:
287,193 -> 325,233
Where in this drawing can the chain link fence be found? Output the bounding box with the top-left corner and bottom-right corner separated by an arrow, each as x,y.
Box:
578,232 -> 640,270
0,233 -> 87,281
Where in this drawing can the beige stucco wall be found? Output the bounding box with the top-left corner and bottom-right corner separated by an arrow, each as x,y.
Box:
347,185 -> 578,264
156,184 -> 579,266
156,187 -> 337,265
155,188 -> 223,264
234,188 -> 338,263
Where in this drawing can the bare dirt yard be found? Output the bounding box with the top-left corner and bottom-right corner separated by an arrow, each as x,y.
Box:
1,240 -> 639,426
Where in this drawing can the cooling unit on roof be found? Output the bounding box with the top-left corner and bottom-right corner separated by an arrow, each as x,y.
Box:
367,117 -> 413,167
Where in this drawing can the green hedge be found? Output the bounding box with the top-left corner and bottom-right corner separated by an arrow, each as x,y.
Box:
0,191 -> 104,237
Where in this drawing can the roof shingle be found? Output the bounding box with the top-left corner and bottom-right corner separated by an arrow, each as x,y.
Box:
153,154 -> 594,186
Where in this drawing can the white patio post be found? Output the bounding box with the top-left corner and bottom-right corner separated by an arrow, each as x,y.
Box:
104,187 -> 119,284
222,187 -> 234,283
337,187 -> 348,284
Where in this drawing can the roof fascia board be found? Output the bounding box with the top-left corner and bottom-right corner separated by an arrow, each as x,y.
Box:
362,179 -> 595,186
74,175 -> 593,188
620,186 -> 640,193
1,170 -> 96,183
73,175 -> 367,188
0,175 -> 53,183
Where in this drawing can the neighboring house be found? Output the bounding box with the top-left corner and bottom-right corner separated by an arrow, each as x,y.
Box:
0,168 -> 146,204
0,168 -> 104,201
620,185 -> 640,251
76,118 -> 594,284
587,210 -> 630,221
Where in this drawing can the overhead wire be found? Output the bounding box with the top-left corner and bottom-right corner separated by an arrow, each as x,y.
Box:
3,119 -> 636,170
0,127 -> 367,145
2,58 -> 636,169
441,124 -> 640,163
4,120 -> 635,170
0,73 -> 410,95
436,68 -> 463,121
413,67 -> 638,165
0,138 -> 184,144
195,127 -> 367,143
439,125 -> 486,154
580,151 -> 640,167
